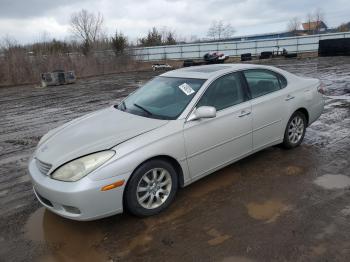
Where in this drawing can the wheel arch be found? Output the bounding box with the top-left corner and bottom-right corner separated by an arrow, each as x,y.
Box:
124,154 -> 185,191
294,107 -> 309,126
122,155 -> 185,211
147,155 -> 185,187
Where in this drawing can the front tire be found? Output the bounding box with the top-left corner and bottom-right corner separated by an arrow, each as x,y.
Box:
125,159 -> 178,217
282,111 -> 307,149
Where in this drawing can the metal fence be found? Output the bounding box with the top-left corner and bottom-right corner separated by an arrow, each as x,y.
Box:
131,32 -> 350,61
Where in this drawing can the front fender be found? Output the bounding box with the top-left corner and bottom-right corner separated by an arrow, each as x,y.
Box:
88,120 -> 191,184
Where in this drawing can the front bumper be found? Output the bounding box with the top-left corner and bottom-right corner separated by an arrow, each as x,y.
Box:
28,158 -> 130,221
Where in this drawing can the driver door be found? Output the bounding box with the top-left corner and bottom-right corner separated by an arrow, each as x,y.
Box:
183,72 -> 253,180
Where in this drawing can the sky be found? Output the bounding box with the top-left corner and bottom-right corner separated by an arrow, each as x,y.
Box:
0,0 -> 349,44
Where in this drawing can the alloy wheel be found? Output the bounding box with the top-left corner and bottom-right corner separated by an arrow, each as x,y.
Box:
288,115 -> 304,144
136,168 -> 172,209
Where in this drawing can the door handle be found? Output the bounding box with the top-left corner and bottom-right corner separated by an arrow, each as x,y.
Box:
239,110 -> 251,117
285,95 -> 295,101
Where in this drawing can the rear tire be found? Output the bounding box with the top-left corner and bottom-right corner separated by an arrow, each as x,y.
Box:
282,111 -> 307,149
125,159 -> 178,217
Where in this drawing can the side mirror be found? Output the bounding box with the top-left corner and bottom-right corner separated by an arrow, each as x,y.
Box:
188,106 -> 216,121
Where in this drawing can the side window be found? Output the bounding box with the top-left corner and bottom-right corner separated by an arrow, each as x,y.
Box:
243,70 -> 281,99
197,72 -> 246,111
278,74 -> 288,88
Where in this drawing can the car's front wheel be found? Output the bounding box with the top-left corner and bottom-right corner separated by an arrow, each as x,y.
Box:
125,159 -> 178,217
282,111 -> 307,149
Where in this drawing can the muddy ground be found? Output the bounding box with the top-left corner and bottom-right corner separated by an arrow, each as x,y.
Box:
0,57 -> 349,262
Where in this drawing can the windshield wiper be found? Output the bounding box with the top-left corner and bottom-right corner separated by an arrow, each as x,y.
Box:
116,101 -> 127,111
121,101 -> 127,110
133,103 -> 153,116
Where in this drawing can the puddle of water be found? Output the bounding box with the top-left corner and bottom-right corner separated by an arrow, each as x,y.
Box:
114,206 -> 189,258
108,180 -> 235,255
206,228 -> 231,246
24,208 -> 107,262
246,199 -> 291,223
314,174 -> 350,189
115,227 -> 153,258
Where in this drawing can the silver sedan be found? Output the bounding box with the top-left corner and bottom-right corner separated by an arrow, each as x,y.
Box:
28,64 -> 324,220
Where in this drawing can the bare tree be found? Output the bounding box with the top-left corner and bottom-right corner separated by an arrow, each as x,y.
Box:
287,17 -> 301,35
305,9 -> 325,35
207,20 -> 235,40
305,12 -> 313,34
207,21 -> 218,39
223,23 -> 235,38
313,8 -> 325,33
1,35 -> 18,50
70,9 -> 104,54
337,22 -> 350,32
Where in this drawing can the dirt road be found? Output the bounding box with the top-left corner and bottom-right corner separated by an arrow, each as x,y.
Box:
0,57 -> 349,262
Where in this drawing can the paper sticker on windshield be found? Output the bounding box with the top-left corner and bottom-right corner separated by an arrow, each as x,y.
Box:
179,83 -> 195,96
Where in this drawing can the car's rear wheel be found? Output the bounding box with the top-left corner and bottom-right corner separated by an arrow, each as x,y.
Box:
282,111 -> 307,149
125,159 -> 178,217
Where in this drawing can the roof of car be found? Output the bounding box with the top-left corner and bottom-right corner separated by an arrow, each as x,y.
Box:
160,63 -> 274,79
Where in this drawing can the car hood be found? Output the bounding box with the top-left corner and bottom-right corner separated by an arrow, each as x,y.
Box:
35,106 -> 168,167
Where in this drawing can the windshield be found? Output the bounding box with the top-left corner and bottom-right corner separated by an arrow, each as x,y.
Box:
117,76 -> 206,120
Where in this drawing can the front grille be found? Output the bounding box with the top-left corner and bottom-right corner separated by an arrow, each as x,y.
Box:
35,158 -> 52,175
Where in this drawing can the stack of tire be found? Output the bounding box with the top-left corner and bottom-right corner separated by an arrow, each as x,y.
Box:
284,53 -> 297,58
259,51 -> 273,59
183,60 -> 195,67
241,53 -> 252,61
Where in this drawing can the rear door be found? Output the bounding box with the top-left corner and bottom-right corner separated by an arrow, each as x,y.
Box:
242,69 -> 288,151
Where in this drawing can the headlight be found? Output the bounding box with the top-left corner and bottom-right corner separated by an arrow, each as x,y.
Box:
51,151 -> 115,182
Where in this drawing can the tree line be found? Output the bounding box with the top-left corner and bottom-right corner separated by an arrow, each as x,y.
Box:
2,8 -> 350,57
1,9 -> 236,57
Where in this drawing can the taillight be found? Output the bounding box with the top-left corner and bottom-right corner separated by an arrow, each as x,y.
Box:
317,82 -> 326,95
